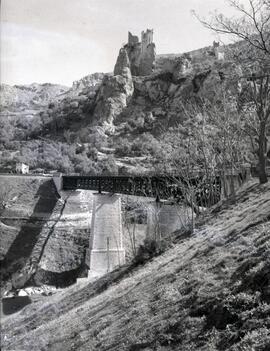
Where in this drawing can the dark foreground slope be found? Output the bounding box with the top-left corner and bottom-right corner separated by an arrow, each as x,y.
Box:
0,176 -> 92,290
1,181 -> 270,351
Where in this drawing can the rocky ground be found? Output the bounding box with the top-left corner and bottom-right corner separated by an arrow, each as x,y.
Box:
1,180 -> 269,350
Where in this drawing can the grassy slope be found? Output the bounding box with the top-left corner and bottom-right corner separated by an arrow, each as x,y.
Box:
1,181 -> 270,351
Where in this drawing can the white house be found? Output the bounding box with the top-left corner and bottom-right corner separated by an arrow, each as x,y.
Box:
16,162 -> 29,174
217,51 -> 225,61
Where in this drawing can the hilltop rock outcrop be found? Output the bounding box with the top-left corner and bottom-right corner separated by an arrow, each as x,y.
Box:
71,73 -> 105,92
114,48 -> 131,76
91,29 -> 157,133
93,48 -> 134,133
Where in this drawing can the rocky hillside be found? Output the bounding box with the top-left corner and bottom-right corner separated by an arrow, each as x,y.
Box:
2,40 -> 243,175
41,41 -> 229,136
70,72 -> 105,95
0,83 -> 69,112
1,32 -> 268,176
0,73 -> 107,113
1,181 -> 269,350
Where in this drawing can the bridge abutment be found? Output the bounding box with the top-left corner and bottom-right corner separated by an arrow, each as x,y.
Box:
53,173 -> 63,196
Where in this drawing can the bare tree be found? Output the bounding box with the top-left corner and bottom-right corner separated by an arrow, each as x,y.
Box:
194,0 -> 270,183
156,92 -> 250,212
194,0 -> 270,56
243,72 -> 270,183
123,203 -> 138,258
205,94 -> 251,197
122,195 -> 149,259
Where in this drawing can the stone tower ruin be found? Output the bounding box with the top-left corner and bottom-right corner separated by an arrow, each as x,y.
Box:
115,28 -> 156,76
128,31 -> 139,46
141,29 -> 154,53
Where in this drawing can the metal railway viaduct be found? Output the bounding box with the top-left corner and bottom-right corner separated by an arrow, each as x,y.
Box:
53,171 -> 249,279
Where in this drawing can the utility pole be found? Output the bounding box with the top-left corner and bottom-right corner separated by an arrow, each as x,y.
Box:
106,237 -> 110,272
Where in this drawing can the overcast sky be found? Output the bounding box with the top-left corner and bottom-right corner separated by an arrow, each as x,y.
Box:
1,0 -> 250,86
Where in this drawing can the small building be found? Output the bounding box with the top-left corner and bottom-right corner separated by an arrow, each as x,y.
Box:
213,41 -> 225,60
217,51 -> 225,60
16,162 -> 29,174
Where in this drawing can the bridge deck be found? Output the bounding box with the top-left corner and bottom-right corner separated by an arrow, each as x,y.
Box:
62,175 -> 221,203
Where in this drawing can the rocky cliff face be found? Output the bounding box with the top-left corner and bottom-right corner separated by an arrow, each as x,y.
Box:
114,48 -> 131,76
125,42 -> 142,76
110,68 -> 219,136
89,32 -> 235,137
70,73 -> 105,97
44,43 -> 238,141
93,48 -> 134,133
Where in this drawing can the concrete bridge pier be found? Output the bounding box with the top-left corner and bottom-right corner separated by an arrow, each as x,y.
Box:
88,194 -> 125,278
220,167 -> 251,199
146,201 -> 194,239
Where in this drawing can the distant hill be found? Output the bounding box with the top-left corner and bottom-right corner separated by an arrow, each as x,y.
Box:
0,83 -> 70,112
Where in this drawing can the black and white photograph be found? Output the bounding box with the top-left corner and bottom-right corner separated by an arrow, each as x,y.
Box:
0,0 -> 270,350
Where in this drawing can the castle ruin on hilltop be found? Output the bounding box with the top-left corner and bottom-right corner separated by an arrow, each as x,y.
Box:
114,29 -> 156,76
114,30 -> 226,78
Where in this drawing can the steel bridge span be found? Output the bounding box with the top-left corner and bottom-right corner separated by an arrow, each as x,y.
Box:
62,174 -> 221,205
